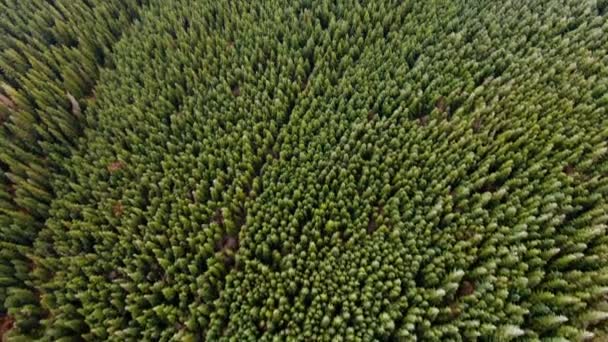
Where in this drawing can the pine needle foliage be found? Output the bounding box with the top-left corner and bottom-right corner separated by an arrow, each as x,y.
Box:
1,0 -> 608,340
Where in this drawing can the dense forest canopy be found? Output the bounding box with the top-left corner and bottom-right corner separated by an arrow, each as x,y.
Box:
1,0 -> 608,340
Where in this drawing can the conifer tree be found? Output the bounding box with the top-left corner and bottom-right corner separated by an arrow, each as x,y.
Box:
2,0 -> 608,340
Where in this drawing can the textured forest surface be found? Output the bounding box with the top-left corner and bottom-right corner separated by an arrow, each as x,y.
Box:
1,0 -> 608,341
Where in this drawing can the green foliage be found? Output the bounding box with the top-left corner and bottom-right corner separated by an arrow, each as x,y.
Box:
0,0 -> 150,339
1,0 -> 608,341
